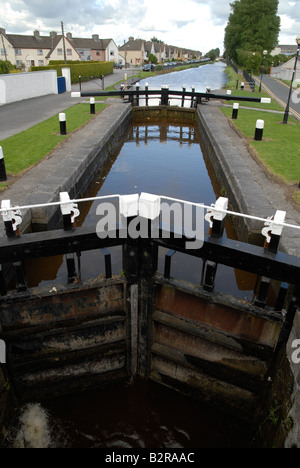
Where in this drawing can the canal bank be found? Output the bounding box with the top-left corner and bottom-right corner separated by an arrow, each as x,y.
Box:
0,100 -> 299,448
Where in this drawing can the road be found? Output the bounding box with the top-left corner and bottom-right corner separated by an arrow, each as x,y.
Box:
0,68 -> 137,141
258,74 -> 300,121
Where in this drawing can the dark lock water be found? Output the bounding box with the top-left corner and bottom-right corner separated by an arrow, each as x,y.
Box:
15,64 -> 257,449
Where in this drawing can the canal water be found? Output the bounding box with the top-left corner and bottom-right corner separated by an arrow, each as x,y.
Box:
7,63 -> 258,448
138,61 -> 228,106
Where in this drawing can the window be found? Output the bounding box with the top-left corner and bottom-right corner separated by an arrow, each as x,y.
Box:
37,49 -> 43,55
16,60 -> 23,68
57,48 -> 62,55
15,49 -> 21,56
110,50 -> 114,56
96,51 -> 100,56
38,60 -> 44,66
67,49 -> 72,55
0,49 -> 7,56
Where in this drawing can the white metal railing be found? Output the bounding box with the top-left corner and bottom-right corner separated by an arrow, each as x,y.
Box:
0,193 -> 300,239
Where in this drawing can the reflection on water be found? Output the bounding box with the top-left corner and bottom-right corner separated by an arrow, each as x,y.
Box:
24,120 -> 257,300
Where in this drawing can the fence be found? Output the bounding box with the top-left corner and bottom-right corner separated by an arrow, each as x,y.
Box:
72,88 -> 271,108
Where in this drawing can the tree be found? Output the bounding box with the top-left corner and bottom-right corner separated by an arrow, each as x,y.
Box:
205,48 -> 220,61
148,53 -> 158,64
224,0 -> 280,62
151,37 -> 164,44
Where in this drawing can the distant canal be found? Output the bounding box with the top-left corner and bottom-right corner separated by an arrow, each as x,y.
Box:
139,61 -> 227,93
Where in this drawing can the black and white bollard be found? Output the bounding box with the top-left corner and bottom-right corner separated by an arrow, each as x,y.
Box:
90,97 -> 95,114
241,82 -> 245,91
0,147 -> 7,182
59,113 -> 67,135
254,119 -> 264,141
232,103 -> 239,120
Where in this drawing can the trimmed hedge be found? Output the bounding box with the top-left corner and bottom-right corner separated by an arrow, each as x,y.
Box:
31,61 -> 113,84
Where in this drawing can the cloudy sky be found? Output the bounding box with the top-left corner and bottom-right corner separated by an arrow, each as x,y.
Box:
1,0 -> 299,54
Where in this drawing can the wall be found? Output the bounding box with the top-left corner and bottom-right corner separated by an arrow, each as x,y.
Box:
0,70 -> 58,106
271,57 -> 300,82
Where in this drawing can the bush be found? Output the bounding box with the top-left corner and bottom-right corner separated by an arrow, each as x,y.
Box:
31,61 -> 113,84
0,60 -> 16,74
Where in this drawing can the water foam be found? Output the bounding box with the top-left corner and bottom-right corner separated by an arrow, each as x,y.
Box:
13,403 -> 51,448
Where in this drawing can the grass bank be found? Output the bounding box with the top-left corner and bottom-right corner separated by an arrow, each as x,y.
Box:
220,106 -> 300,203
0,102 -> 106,189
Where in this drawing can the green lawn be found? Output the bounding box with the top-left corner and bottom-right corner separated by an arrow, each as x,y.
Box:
220,106 -> 300,185
0,103 -> 106,177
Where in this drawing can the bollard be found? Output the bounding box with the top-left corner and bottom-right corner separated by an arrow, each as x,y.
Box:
232,103 -> 239,120
254,119 -> 264,141
60,192 -> 80,230
1,200 -> 22,238
90,97 -> 95,114
0,147 -> 7,182
241,82 -> 245,90
226,90 -> 232,96
59,113 -> 67,135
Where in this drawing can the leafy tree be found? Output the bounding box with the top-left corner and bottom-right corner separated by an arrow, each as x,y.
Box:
148,53 -> 158,64
151,37 -> 164,44
0,60 -> 9,74
205,48 -> 220,61
224,0 -> 280,62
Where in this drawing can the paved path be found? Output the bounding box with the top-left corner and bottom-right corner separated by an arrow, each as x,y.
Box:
256,74 -> 300,121
0,68 -> 139,140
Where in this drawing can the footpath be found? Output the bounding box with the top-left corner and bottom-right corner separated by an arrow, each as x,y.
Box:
0,68 -> 137,140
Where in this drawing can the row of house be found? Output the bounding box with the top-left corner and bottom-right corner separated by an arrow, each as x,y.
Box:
0,28 -> 121,71
119,37 -> 202,67
0,28 -> 202,71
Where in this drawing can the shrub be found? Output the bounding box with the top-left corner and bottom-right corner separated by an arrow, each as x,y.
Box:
31,61 -> 113,84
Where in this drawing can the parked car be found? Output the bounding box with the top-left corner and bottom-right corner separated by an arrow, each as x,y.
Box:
143,63 -> 155,72
114,63 -> 123,69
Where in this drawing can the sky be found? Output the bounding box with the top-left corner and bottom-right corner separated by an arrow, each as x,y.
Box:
1,0 -> 299,55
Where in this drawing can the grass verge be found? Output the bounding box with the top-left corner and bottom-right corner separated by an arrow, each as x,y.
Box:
0,102 -> 106,184
220,106 -> 300,203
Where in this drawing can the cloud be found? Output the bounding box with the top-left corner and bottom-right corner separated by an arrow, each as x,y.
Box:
0,0 -> 299,54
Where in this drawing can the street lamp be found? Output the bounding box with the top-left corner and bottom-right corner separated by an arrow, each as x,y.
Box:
259,50 -> 268,92
251,52 -> 255,75
283,35 -> 300,124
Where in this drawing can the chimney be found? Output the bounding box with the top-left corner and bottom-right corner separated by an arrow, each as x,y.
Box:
92,34 -> 100,42
129,36 -> 134,41
0,28 -> 6,35
50,31 -> 57,38
34,30 -> 40,39
66,32 -> 72,40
